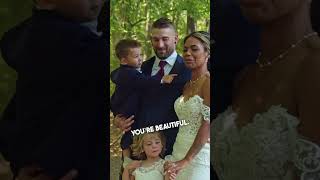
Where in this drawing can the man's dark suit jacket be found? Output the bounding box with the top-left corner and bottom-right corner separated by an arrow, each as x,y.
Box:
137,55 -> 191,155
0,9 -> 107,180
110,64 -> 162,149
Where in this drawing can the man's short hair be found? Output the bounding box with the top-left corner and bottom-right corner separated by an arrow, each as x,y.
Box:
151,17 -> 176,32
115,39 -> 141,60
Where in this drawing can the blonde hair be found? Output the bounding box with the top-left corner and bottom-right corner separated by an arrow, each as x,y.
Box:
184,31 -> 212,54
131,132 -> 166,160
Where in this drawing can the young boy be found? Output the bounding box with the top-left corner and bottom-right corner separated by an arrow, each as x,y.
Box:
0,0 -> 106,179
110,39 -> 176,161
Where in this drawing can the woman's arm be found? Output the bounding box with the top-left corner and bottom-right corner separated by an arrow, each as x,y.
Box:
170,77 -> 210,172
122,168 -> 131,180
296,53 -> 320,144
294,52 -> 320,180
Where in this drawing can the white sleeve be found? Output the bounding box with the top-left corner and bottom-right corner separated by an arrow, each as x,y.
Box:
201,103 -> 210,122
294,138 -> 320,180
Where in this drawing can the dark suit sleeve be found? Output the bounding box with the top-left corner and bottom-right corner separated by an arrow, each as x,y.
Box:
0,94 -> 16,162
117,69 -> 162,88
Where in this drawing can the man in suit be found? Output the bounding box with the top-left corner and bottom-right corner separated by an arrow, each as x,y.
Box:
114,17 -> 191,157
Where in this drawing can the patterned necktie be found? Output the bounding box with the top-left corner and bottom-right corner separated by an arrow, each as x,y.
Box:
157,60 -> 167,77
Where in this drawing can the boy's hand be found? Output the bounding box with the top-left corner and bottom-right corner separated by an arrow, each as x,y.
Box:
162,74 -> 178,84
124,160 -> 142,171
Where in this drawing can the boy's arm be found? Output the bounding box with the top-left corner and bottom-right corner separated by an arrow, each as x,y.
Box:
117,69 -> 163,88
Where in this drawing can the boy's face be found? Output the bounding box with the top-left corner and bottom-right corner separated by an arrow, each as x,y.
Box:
54,0 -> 104,22
121,48 -> 143,68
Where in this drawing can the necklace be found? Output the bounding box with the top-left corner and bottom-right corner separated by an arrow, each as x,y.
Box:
189,72 -> 208,85
256,32 -> 318,68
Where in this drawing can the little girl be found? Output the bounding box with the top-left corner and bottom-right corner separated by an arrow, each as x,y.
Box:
122,132 -> 176,180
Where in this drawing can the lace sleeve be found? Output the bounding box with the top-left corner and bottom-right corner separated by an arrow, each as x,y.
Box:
132,169 -> 137,176
294,139 -> 320,180
158,159 -> 165,175
201,103 -> 210,122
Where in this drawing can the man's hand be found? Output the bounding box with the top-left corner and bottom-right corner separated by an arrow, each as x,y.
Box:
124,160 -> 142,172
113,114 -> 134,132
162,74 -> 178,84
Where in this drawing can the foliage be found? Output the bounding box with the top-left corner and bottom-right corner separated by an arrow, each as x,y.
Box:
0,1 -> 32,116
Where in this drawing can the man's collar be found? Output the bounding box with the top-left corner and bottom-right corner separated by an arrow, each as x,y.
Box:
155,51 -> 177,66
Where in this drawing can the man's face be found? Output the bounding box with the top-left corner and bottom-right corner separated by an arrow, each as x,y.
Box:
54,0 -> 104,22
150,27 -> 178,60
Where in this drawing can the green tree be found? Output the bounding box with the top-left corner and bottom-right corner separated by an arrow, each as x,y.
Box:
0,1 -> 32,115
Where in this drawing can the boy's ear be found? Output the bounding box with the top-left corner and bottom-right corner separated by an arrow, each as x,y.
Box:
120,58 -> 128,65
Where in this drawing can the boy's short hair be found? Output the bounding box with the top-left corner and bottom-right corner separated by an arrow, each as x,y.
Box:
115,39 -> 141,60
151,17 -> 176,32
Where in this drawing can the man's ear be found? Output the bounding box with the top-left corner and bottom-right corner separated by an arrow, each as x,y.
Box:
175,34 -> 179,44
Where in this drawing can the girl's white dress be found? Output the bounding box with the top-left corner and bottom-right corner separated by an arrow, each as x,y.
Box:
166,95 -> 210,180
212,105 -> 320,180
132,159 -> 165,180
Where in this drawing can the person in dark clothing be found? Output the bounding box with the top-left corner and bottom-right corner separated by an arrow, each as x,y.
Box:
210,0 -> 260,179
0,0 -> 107,179
110,39 -> 176,158
212,0 -> 260,119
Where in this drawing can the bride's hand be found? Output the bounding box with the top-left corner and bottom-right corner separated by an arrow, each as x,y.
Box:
164,161 -> 171,172
168,159 -> 190,174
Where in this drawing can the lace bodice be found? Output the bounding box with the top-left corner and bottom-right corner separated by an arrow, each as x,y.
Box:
174,95 -> 210,137
132,159 -> 165,180
166,95 -> 210,166
212,105 -> 320,180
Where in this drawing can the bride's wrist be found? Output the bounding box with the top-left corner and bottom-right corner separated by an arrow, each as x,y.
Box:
183,157 -> 192,164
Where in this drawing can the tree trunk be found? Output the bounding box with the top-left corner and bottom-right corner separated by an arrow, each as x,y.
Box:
187,14 -> 196,34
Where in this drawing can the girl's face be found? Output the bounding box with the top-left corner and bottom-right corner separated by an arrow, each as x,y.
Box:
183,36 -> 209,70
239,0 -> 307,24
142,134 -> 163,159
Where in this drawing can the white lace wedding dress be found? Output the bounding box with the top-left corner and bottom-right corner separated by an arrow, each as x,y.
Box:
166,95 -> 210,180
212,105 -> 320,180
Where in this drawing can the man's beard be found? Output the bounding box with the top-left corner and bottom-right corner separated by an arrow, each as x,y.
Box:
154,48 -> 174,60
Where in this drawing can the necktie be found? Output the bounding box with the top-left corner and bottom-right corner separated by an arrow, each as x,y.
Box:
156,60 -> 167,77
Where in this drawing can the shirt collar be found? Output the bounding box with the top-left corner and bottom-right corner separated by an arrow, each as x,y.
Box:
155,51 -> 177,66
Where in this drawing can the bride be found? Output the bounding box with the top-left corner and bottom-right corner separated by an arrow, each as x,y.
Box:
212,0 -> 320,180
165,31 -> 211,180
